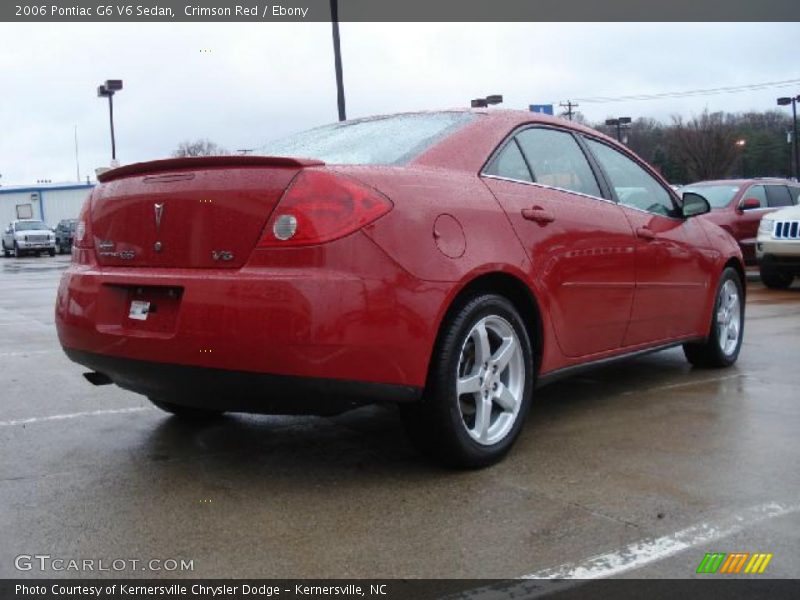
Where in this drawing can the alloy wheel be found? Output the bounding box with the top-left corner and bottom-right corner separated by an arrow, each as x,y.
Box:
456,315 -> 525,445
716,279 -> 741,357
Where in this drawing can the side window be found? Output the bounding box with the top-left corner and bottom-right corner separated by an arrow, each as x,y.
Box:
585,138 -> 674,216
765,185 -> 793,208
790,186 -> 800,204
484,140 -> 532,182
515,128 -> 601,197
742,185 -> 767,207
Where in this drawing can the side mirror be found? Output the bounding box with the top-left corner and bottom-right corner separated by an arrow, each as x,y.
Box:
740,197 -> 761,211
682,192 -> 711,218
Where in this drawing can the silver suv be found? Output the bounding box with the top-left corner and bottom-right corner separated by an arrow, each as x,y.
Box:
757,205 -> 800,288
1,220 -> 56,258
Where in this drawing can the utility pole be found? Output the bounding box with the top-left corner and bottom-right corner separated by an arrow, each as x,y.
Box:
560,100 -> 578,120
330,0 -> 346,121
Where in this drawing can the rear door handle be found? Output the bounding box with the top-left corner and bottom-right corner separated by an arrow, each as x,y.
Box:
521,206 -> 555,224
636,226 -> 656,240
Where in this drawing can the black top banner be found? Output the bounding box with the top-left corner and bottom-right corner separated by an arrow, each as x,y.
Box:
3,0 -> 799,22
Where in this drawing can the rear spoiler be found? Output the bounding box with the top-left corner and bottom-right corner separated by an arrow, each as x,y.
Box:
96,156 -> 325,183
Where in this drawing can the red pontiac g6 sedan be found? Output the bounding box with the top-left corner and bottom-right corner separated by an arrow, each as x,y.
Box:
56,110 -> 745,467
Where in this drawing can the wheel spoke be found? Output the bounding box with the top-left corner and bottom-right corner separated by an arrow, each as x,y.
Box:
726,292 -> 738,311
457,373 -> 482,396
727,318 -> 739,341
473,394 -> 492,442
472,322 -> 491,365
491,337 -> 516,373
494,383 -> 517,412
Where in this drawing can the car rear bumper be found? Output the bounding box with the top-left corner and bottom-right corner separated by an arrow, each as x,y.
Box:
66,348 -> 421,414
56,235 -> 445,410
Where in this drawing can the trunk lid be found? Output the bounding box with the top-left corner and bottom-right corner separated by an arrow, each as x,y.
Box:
90,156 -> 323,268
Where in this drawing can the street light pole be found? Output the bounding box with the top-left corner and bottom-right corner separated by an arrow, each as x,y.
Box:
605,117 -> 631,144
777,95 -> 800,181
97,79 -> 123,164
793,99 -> 799,181
108,93 -> 116,161
330,0 -> 346,122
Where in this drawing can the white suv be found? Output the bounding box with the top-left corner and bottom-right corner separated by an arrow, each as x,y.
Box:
757,205 -> 800,288
1,220 -> 56,258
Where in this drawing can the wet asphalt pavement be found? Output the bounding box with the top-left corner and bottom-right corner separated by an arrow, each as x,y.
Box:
1,255 -> 798,580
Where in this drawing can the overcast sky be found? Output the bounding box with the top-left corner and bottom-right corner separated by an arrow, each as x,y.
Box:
1,22 -> 798,186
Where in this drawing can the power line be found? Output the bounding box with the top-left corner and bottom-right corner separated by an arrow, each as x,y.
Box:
566,78 -> 800,105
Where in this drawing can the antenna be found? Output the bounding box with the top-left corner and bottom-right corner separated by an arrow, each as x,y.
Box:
74,125 -> 81,182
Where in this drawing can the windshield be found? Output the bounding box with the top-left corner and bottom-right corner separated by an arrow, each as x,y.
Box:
258,112 -> 476,166
681,184 -> 741,209
15,221 -> 48,231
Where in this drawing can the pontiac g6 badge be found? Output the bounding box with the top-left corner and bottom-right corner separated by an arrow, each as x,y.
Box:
154,203 -> 164,252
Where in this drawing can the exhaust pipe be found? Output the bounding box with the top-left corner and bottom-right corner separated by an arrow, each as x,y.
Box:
83,371 -> 113,386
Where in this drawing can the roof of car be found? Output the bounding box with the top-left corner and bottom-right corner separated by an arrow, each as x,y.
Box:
687,178 -> 798,186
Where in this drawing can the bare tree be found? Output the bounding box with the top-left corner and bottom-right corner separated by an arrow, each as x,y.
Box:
668,111 -> 739,180
172,139 -> 228,157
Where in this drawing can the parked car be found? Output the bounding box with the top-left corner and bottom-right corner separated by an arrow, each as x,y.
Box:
681,178 -> 800,265
56,110 -> 745,467
2,219 -> 56,257
54,219 -> 78,254
756,204 -> 800,288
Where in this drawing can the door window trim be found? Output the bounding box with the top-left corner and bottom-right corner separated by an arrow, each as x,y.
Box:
480,124 -> 614,204
579,133 -> 683,221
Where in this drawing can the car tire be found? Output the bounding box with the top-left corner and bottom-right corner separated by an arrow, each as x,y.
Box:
1,242 -> 9,258
400,293 -> 534,468
12,242 -> 22,258
759,265 -> 793,289
48,248 -> 56,257
149,398 -> 225,420
683,267 -> 744,368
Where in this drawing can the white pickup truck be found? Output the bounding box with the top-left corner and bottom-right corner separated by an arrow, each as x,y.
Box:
1,219 -> 56,258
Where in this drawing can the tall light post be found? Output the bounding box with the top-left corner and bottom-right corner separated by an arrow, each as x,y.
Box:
330,0 -> 346,121
777,95 -> 800,181
97,79 -> 123,164
605,117 -> 632,144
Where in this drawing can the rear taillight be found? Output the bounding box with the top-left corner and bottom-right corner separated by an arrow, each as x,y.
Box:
74,195 -> 93,249
258,170 -> 392,247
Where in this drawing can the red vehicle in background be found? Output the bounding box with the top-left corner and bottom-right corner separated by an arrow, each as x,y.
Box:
682,178 -> 800,265
56,110 -> 746,467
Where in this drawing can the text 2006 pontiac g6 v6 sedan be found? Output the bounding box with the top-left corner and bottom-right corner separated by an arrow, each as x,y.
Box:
56,110 -> 745,467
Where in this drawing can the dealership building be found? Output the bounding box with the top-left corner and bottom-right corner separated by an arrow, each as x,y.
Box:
0,182 -> 94,227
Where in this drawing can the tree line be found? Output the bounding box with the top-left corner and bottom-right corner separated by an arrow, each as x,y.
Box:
172,109 -> 797,185
589,109 -> 795,184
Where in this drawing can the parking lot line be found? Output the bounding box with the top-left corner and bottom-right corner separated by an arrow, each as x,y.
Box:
621,373 -> 743,396
523,501 -> 799,580
0,406 -> 150,427
443,502 -> 800,599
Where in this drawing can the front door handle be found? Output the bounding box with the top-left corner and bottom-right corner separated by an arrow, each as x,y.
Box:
636,226 -> 656,240
521,206 -> 555,224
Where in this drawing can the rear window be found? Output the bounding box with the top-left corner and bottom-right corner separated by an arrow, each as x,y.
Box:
681,184 -> 741,209
259,113 -> 475,166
